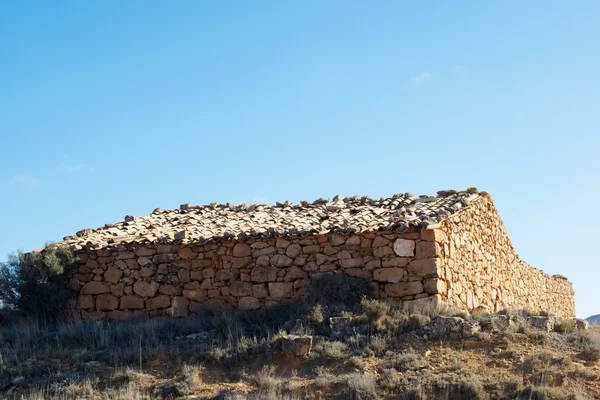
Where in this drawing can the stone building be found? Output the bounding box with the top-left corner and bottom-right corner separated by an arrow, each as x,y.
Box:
54,189 -> 575,320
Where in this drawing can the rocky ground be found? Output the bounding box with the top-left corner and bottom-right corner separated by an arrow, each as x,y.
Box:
1,279 -> 598,399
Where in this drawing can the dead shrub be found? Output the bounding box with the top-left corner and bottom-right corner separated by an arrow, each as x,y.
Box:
312,340 -> 348,360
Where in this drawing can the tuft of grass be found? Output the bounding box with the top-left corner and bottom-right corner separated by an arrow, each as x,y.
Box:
312,340 -> 348,360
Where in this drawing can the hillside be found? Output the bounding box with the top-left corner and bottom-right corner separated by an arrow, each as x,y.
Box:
0,277 -> 598,400
588,315 -> 600,325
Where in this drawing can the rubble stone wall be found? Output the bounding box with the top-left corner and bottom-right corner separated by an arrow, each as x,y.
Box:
436,194 -> 575,318
67,229 -> 446,321
66,196 -> 575,320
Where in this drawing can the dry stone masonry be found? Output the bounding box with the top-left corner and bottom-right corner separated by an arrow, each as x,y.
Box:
49,189 -> 575,321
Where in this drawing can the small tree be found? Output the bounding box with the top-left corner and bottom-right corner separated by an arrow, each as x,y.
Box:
0,246 -> 78,324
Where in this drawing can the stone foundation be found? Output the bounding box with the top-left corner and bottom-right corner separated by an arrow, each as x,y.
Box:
65,196 -> 574,320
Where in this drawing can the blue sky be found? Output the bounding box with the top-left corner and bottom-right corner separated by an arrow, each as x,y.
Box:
1,1 -> 598,318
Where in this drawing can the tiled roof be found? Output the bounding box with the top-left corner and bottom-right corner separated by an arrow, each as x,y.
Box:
60,189 -> 483,249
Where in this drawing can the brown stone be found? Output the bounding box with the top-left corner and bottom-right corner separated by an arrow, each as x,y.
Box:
202,268 -> 216,279
178,268 -> 190,283
191,259 -> 212,268
115,251 -> 135,260
229,282 -> 252,297
200,279 -> 212,289
233,242 -> 251,257
133,281 -> 160,297
269,282 -> 293,298
120,295 -> 145,310
135,247 -> 157,257
381,257 -> 410,268
96,294 -> 119,311
416,241 -> 441,259
373,268 -> 406,283
170,297 -> 190,317
178,246 -> 196,260
302,244 -> 320,254
340,259 -> 364,268
146,295 -> 171,310
239,296 -> 261,310
81,281 -> 110,295
110,283 -> 125,297
407,259 -> 441,278
286,244 -> 302,258
284,266 -> 307,282
157,244 -> 177,254
423,278 -> 447,294
82,310 -> 106,321
140,267 -> 155,278
183,289 -> 207,301
344,268 -> 371,279
251,266 -> 278,282
159,284 -> 179,295
108,310 -> 133,321
190,270 -> 203,281
271,254 -> 293,267
280,335 -> 312,357
252,284 -> 269,298
276,238 -> 291,248
372,236 -> 391,247
232,257 -> 249,268
78,295 -> 94,310
421,229 -> 447,243
385,281 -> 423,297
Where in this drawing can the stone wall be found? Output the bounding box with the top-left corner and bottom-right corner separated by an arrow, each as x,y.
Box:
67,230 -> 445,321
65,195 -> 575,320
436,194 -> 575,317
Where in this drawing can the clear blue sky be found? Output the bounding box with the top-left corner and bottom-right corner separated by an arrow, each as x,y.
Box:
1,2 -> 598,318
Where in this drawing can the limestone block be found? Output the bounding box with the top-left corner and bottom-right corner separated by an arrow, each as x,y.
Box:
108,310 -> 133,321
170,297 -> 190,317
133,281 -> 160,297
423,278 -> 447,294
393,239 -> 415,257
230,282 -> 252,297
280,335 -> 312,356
284,266 -> 307,282
146,295 -> 171,310
372,236 -> 391,247
78,295 -> 94,310
96,294 -> 119,311
252,284 -> 269,298
407,259 -> 441,278
271,255 -> 293,267
385,281 -> 423,297
183,289 -> 207,301
135,247 -> 156,257
81,282 -> 110,295
233,243 -> 251,257
269,282 -> 293,298
239,296 -> 261,310
416,241 -> 441,259
382,258 -> 410,268
302,245 -> 320,254
340,259 -> 364,268
251,266 -> 278,282
373,268 -> 405,283
344,268 -> 371,279
286,244 -> 302,258
120,295 -> 145,310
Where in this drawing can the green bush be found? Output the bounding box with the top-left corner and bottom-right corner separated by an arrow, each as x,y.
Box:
0,246 -> 78,323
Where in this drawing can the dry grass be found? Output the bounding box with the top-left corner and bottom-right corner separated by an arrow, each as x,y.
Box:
1,281 -> 599,400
